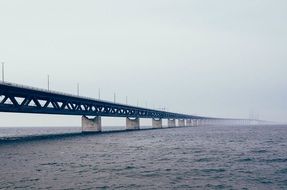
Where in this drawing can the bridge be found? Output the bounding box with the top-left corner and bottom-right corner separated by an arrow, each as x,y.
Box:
0,82 -> 254,132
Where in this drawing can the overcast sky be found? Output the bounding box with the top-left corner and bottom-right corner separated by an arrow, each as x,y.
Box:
0,0 -> 286,126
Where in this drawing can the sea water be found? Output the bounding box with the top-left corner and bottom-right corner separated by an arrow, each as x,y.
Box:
0,125 -> 286,189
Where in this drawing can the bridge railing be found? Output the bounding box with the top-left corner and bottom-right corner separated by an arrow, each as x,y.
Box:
1,82 -> 253,120
0,81 -> 166,112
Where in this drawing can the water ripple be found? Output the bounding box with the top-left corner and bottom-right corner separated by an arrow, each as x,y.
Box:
0,125 -> 287,189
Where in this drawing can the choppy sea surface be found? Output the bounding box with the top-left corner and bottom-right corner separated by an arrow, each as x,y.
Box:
0,125 -> 287,189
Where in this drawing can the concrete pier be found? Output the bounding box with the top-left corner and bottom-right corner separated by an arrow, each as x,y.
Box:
194,119 -> 199,126
192,119 -> 197,127
186,119 -> 192,127
152,118 -> 162,128
178,119 -> 185,127
202,119 -> 205,126
82,115 -> 102,133
168,119 -> 176,127
126,117 -> 140,130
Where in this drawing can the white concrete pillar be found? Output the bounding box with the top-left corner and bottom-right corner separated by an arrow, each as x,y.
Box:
168,119 -> 176,127
191,119 -> 196,127
199,119 -> 203,126
126,117 -> 140,130
82,115 -> 102,133
196,120 -> 199,126
152,118 -> 162,128
202,119 -> 206,126
178,119 -> 185,127
186,119 -> 192,127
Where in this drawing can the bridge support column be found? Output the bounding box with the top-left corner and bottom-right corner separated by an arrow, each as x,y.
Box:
168,119 -> 176,127
195,119 -> 199,126
178,119 -> 185,127
152,118 -> 162,129
126,117 -> 140,130
82,115 -> 102,133
191,119 -> 196,127
198,119 -> 202,126
202,119 -> 206,126
186,119 -> 192,127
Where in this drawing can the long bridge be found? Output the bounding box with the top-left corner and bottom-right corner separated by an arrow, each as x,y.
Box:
0,82 -> 255,132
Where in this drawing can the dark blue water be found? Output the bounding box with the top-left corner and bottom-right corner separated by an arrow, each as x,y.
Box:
0,125 -> 287,189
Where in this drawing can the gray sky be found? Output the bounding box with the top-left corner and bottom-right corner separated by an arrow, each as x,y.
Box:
0,0 -> 286,126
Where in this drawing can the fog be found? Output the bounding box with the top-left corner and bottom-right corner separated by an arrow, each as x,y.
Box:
0,0 -> 286,126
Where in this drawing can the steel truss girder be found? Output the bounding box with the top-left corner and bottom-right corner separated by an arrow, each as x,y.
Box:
0,83 -> 207,119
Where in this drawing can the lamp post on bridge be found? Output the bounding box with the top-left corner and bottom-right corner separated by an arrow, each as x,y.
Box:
77,83 -> 80,96
1,62 -> 5,82
47,74 -> 50,91
114,92 -> 116,103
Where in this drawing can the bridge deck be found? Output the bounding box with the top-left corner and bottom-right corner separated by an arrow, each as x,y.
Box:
0,82 -> 208,119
